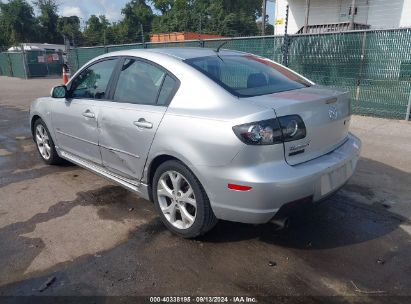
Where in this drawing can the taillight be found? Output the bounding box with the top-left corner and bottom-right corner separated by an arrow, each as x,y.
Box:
232,118 -> 283,145
232,115 -> 306,145
278,115 -> 306,142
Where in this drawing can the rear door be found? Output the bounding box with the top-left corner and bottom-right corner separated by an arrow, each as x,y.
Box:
98,57 -> 179,180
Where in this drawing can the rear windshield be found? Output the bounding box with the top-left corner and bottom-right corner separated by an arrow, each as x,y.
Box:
185,55 -> 312,97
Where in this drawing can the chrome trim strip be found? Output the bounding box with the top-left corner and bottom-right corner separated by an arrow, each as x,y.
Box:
56,129 -> 98,146
56,130 -> 140,159
60,151 -> 145,193
100,144 -> 140,159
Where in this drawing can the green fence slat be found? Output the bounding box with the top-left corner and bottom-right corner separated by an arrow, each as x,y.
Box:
68,49 -> 79,73
106,43 -> 144,52
26,50 -> 48,77
77,47 -> 106,68
0,53 -> 12,76
8,52 -> 25,78
2,29 -> 411,119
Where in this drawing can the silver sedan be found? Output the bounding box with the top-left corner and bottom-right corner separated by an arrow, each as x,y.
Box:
30,48 -> 361,238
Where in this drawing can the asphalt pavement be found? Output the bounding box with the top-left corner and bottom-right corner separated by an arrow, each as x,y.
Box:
0,76 -> 410,303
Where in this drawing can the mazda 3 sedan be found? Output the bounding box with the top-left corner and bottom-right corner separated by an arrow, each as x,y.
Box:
30,48 -> 361,238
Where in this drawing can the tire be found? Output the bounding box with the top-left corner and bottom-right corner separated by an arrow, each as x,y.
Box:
152,160 -> 218,238
33,118 -> 63,165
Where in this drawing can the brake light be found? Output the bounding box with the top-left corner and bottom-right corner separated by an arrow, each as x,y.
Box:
232,118 -> 283,145
278,115 -> 306,142
232,115 -> 306,145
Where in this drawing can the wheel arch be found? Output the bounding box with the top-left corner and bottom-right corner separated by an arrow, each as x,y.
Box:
146,153 -> 209,203
30,115 -> 42,139
146,153 -> 218,237
146,154 -> 180,202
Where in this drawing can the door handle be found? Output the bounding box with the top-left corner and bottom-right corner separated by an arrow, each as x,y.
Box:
82,110 -> 95,119
133,118 -> 153,129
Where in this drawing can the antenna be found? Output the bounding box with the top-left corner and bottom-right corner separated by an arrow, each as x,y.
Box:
215,40 -> 232,53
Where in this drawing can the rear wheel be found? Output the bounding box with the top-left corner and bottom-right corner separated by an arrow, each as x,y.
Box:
34,119 -> 63,165
152,160 -> 218,238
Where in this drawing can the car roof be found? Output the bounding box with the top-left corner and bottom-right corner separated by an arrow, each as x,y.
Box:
106,47 -> 246,60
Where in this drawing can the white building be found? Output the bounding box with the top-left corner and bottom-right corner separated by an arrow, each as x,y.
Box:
274,0 -> 411,35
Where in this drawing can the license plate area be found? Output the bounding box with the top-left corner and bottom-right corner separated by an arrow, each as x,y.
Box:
320,161 -> 353,196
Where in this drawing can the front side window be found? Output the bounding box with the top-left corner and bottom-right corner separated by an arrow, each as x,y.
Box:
70,59 -> 118,99
113,59 -> 166,105
185,55 -> 312,97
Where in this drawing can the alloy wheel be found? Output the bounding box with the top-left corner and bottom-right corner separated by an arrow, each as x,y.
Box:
35,124 -> 51,160
157,170 -> 197,229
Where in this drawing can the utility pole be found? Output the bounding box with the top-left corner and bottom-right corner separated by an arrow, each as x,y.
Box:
304,0 -> 311,33
71,33 -> 76,48
198,15 -> 204,47
349,0 -> 356,30
20,44 -> 29,79
282,5 -> 290,67
198,15 -> 202,39
262,0 -> 267,36
140,23 -> 145,47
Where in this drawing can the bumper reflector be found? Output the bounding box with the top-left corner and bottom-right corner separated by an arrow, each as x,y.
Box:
228,184 -> 252,191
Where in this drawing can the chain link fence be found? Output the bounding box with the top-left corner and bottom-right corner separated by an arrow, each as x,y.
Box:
1,28 -> 409,119
287,29 -> 411,119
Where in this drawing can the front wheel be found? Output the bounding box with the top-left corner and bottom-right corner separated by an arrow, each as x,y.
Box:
33,119 -> 63,165
152,160 -> 218,238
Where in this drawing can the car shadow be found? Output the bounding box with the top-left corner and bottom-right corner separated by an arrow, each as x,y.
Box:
199,157 -> 410,250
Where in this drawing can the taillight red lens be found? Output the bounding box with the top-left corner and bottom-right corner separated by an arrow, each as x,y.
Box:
232,118 -> 282,145
278,115 -> 306,142
232,116 -> 306,145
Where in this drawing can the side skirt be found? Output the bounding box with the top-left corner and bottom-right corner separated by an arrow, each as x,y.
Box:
59,150 -> 151,201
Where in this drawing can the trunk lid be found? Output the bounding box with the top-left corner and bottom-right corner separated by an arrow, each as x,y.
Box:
246,86 -> 351,165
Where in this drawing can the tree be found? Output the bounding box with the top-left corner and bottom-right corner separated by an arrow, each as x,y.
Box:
57,16 -> 82,46
0,0 -> 266,49
0,0 -> 38,45
83,15 -> 111,46
34,0 -> 60,43
150,0 -> 262,37
151,0 -> 195,33
0,7 -> 10,48
121,0 -> 154,43
151,0 -> 173,14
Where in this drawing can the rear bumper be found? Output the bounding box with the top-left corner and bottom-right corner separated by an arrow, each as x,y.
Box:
202,133 -> 361,224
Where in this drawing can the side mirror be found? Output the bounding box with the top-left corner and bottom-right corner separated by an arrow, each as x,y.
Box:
51,85 -> 68,98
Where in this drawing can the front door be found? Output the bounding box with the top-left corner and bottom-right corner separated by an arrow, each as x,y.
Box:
98,57 -> 179,179
51,58 -> 119,164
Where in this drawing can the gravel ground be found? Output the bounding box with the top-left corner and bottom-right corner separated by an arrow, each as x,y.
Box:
0,76 -> 410,303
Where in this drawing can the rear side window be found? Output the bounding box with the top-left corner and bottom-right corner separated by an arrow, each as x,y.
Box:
113,59 -> 166,105
185,55 -> 311,97
157,75 -> 177,105
70,59 -> 118,99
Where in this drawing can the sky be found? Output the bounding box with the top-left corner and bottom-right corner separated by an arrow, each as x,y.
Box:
57,0 -> 128,22
25,0 -> 275,24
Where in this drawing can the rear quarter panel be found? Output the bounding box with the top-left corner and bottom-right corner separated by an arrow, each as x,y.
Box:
143,60 -> 277,185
